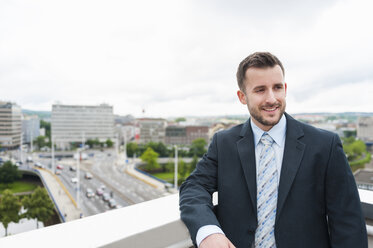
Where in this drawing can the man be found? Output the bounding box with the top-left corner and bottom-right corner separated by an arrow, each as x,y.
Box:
179,52 -> 367,248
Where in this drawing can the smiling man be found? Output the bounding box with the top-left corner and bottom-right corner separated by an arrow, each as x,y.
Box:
179,52 -> 367,248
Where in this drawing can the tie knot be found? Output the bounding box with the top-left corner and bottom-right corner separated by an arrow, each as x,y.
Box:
260,133 -> 274,146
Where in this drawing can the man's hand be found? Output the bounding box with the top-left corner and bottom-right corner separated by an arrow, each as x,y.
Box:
199,233 -> 236,248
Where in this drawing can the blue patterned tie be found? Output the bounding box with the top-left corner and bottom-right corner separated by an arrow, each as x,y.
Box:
255,133 -> 278,248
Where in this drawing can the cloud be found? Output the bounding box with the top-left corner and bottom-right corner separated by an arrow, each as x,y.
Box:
0,0 -> 372,117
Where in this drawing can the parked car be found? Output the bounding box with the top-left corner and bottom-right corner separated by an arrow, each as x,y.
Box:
26,156 -> 33,163
108,198 -> 117,208
56,164 -> 64,170
69,166 -> 76,171
86,188 -> 94,198
71,177 -> 78,183
102,193 -> 110,202
96,188 -> 104,196
84,172 -> 93,179
55,170 -> 62,175
99,184 -> 106,190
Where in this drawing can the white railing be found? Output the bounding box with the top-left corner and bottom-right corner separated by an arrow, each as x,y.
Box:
1,190 -> 373,248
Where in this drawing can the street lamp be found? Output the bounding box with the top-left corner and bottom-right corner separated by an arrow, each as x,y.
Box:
174,145 -> 178,190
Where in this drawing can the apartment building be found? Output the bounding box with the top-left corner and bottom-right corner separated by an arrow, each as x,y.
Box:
357,116 -> 373,144
51,104 -> 114,149
0,101 -> 22,149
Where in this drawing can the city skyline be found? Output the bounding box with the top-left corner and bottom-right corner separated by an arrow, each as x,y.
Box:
1,0 -> 373,117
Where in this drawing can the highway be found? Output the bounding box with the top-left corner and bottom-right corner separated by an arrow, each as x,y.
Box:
13,149 -> 169,217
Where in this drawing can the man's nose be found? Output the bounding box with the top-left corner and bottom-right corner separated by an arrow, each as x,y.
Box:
265,90 -> 276,104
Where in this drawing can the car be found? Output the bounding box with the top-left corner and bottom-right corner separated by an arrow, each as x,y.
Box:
108,198 -> 117,208
35,162 -> 44,168
102,193 -> 110,202
84,172 -> 93,179
86,188 -> 94,198
55,170 -> 62,175
26,156 -> 33,163
15,161 -> 21,167
71,177 -> 78,183
99,184 -> 106,190
69,166 -> 76,171
96,188 -> 104,196
56,164 -> 64,170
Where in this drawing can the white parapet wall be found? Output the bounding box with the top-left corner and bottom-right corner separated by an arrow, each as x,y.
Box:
0,193 -> 192,248
1,190 -> 373,248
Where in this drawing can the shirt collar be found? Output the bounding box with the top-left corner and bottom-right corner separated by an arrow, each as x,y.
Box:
250,114 -> 287,147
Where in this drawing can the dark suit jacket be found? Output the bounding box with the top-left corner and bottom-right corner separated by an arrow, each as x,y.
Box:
179,113 -> 367,248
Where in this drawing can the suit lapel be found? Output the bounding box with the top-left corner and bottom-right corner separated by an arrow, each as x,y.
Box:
237,120 -> 257,218
276,113 -> 305,221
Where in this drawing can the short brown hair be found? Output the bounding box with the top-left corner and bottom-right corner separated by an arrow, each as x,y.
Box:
236,52 -> 285,91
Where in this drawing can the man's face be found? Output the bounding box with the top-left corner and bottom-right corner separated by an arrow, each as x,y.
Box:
237,65 -> 287,131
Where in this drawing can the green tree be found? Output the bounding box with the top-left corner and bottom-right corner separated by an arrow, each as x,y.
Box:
178,159 -> 188,180
189,155 -> 199,173
34,135 -> 47,149
0,161 -> 22,185
140,147 -> 160,171
22,187 -> 55,229
0,190 -> 22,236
145,142 -> 169,157
189,138 -> 207,157
106,139 -> 113,148
126,142 -> 138,157
164,159 -> 174,172
40,120 -> 51,139
175,117 -> 186,123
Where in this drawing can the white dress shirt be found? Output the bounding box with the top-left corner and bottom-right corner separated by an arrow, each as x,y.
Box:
195,115 -> 287,247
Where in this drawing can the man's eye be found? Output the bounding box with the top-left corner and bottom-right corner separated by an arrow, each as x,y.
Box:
255,89 -> 264,93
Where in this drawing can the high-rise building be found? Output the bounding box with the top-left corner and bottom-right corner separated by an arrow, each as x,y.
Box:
51,104 -> 114,149
0,101 -> 22,149
22,115 -> 40,144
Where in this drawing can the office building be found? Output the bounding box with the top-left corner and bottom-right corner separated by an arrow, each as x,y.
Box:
51,104 -> 114,149
22,115 -> 40,144
358,116 -> 373,142
136,118 -> 167,144
0,101 -> 22,149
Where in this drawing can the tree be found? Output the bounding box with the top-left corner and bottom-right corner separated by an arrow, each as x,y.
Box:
178,159 -> 188,180
175,117 -> 186,123
126,142 -> 138,157
34,135 -> 47,149
0,161 -> 22,185
106,139 -> 113,148
40,120 -> 51,139
0,190 -> 22,236
22,187 -> 55,229
146,142 -> 169,157
140,147 -> 160,171
189,138 -> 207,157
189,155 -> 199,173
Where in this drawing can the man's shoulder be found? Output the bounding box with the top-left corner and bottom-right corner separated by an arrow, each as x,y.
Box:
215,122 -> 246,138
287,114 -> 337,139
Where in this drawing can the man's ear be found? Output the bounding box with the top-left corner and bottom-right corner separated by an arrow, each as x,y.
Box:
237,90 -> 247,105
284,82 -> 287,96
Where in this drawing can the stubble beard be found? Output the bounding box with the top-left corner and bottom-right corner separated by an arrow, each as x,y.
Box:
250,102 -> 286,128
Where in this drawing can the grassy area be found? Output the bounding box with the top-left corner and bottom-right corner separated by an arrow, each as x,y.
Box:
0,181 -> 38,194
152,172 -> 175,183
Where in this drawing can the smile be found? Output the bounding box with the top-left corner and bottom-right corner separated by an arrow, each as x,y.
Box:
262,106 -> 279,112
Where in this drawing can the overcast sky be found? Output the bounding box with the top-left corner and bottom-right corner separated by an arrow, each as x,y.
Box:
1,0 -> 372,117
